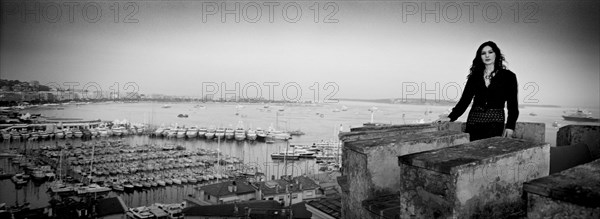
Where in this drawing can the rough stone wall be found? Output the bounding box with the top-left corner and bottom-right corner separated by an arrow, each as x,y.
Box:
557,125 -> 600,159
514,122 -> 546,143
399,166 -> 455,218
453,144 -> 550,218
341,147 -> 371,219
527,193 -> 600,219
340,130 -> 468,219
399,139 -> 550,218
364,134 -> 469,191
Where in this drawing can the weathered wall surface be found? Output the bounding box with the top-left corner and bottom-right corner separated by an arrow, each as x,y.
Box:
524,158 -> 600,219
399,137 -> 550,218
556,125 -> 600,159
527,194 -> 600,219
340,126 -> 468,219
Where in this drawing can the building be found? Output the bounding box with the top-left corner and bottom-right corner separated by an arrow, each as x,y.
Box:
196,180 -> 258,204
305,195 -> 341,219
182,200 -> 312,219
256,176 -> 321,207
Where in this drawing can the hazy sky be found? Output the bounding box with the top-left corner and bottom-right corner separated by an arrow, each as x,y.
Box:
1,0 -> 599,107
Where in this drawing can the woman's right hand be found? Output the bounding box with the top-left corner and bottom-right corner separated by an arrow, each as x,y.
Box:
435,114 -> 451,123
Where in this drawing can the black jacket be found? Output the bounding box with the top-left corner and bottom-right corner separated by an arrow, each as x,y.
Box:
448,69 -> 519,130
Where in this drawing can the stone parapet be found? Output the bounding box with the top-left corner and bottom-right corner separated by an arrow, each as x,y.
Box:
340,123 -> 439,142
398,137 -> 550,218
524,158 -> 600,219
556,125 -> 600,159
341,128 -> 469,219
439,121 -> 546,142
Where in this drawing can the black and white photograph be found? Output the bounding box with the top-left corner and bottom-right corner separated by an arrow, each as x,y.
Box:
1,0 -> 599,218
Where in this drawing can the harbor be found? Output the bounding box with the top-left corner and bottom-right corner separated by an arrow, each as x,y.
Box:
1,101 -> 599,218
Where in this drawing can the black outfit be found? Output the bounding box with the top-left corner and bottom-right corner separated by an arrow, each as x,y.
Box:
448,69 -> 519,141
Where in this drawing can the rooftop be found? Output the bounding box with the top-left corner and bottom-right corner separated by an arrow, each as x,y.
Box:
257,176 -> 320,196
199,179 -> 257,197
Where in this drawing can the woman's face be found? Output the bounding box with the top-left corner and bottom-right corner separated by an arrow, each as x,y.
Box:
480,45 -> 496,66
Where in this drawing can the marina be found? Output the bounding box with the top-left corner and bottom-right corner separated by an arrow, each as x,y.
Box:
1,101 -> 598,217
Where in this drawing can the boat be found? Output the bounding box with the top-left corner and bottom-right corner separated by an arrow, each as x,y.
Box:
234,128 -> 246,141
49,182 -> 75,194
2,131 -> 12,140
10,130 -> 21,141
255,128 -> 267,141
177,114 -> 188,118
562,109 -> 599,122
270,152 -> 299,160
11,173 -> 28,186
295,149 -> 317,158
31,169 -> 46,181
267,129 -> 291,140
90,128 -> 99,137
19,129 -> 30,139
166,128 -> 177,138
73,129 -> 83,138
130,206 -> 155,219
186,127 -> 199,138
123,182 -> 135,191
197,127 -> 207,139
246,129 -> 257,141
215,127 -> 225,140
54,129 -> 65,139
289,130 -> 305,136
154,128 -> 165,137
157,203 -> 185,219
205,127 -> 216,140
64,128 -> 73,138
176,128 -> 187,138
224,128 -> 235,140
161,105 -> 171,109
98,127 -> 109,137
76,183 -> 111,195
112,126 -> 125,136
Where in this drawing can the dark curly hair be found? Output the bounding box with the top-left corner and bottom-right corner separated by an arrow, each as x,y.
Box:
468,41 -> 507,78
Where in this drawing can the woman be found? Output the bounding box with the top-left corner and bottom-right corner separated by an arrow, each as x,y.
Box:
438,41 -> 519,141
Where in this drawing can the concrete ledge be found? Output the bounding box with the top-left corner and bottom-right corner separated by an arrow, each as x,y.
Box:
398,137 -> 550,218
344,130 -> 467,154
557,125 -> 600,159
524,158 -> 600,218
340,123 -> 438,142
439,121 -> 546,142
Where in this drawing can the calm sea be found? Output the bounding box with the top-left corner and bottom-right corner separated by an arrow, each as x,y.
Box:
1,101 -> 598,208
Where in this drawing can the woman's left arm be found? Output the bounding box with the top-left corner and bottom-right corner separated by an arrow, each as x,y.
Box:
505,71 -> 519,131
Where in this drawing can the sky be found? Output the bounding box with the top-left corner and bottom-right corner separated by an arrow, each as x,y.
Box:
1,0 -> 599,107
